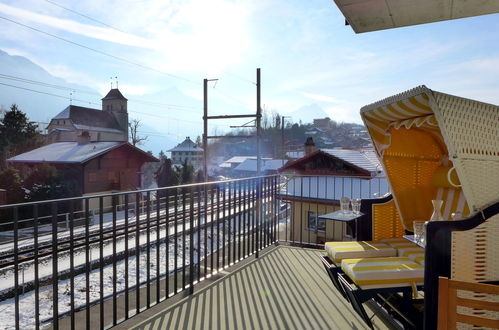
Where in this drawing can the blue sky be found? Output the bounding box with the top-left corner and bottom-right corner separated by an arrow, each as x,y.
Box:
1,0 -> 499,135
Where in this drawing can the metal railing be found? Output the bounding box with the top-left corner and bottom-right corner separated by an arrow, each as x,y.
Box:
276,174 -> 390,246
0,175 -> 279,330
0,174 -> 389,329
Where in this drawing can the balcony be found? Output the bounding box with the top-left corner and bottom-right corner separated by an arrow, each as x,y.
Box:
112,246 -> 389,330
0,175 -> 393,329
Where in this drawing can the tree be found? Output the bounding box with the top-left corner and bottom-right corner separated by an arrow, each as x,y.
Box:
0,167 -> 24,204
155,157 -> 178,198
128,119 -> 148,146
0,104 -> 41,168
178,158 -> 194,184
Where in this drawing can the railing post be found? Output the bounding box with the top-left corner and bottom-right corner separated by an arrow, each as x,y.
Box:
189,185 -> 195,295
255,177 -> 261,258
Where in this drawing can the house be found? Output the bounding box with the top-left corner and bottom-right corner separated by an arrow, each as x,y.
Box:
8,134 -> 158,209
46,88 -> 128,143
232,158 -> 287,177
313,117 -> 333,129
278,138 -> 389,244
168,137 -> 203,170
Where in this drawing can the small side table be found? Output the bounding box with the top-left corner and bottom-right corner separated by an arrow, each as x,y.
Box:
319,210 -> 365,240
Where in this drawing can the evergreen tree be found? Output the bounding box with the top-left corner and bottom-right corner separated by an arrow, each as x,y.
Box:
179,158 -> 194,184
0,167 -> 24,204
0,104 -> 41,168
155,157 -> 178,198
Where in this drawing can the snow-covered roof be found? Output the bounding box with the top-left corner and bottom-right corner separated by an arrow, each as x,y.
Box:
52,105 -> 122,131
234,159 -> 287,172
281,176 -> 390,200
8,142 -> 123,163
73,124 -> 123,134
322,148 -> 381,173
168,137 -> 203,152
224,156 -> 257,164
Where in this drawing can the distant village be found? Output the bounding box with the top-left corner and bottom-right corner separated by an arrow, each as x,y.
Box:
0,86 -> 376,208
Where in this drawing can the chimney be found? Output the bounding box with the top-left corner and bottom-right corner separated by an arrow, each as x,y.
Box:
77,131 -> 91,145
304,137 -> 316,155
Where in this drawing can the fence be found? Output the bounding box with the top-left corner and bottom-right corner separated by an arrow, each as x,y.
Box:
0,174 -> 388,329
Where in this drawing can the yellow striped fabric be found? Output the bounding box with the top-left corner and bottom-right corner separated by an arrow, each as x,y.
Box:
324,241 -> 397,263
435,187 -> 471,219
341,257 -> 424,290
362,92 -> 435,151
397,247 -> 425,260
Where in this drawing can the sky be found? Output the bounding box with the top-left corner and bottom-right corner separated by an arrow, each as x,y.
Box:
0,0 -> 499,141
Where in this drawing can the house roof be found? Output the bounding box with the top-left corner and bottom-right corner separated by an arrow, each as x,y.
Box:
279,148 -> 382,176
7,142 -> 158,164
52,105 -> 122,131
101,88 -> 128,101
168,137 -> 203,152
322,149 -> 381,173
234,159 -> 287,172
333,0 -> 499,34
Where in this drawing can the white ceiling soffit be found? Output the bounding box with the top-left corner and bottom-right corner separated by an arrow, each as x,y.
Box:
333,0 -> 499,33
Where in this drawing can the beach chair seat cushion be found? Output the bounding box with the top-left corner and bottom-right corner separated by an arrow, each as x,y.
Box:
341,257 -> 424,290
325,241 -> 397,263
398,247 -> 425,266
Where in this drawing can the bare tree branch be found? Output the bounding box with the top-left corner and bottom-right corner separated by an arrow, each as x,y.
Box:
128,119 -> 148,146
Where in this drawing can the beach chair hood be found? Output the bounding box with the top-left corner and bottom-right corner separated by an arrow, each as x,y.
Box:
360,85 -> 499,231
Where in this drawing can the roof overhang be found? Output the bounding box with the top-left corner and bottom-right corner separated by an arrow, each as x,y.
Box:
333,0 -> 499,33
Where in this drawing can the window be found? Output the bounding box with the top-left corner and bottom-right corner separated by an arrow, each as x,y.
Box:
307,211 -> 325,232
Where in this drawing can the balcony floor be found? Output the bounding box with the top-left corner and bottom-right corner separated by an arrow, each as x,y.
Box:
114,246 -> 389,330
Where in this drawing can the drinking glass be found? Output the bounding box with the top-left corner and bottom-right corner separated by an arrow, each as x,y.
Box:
351,198 -> 361,214
413,221 -> 425,245
340,197 -> 350,214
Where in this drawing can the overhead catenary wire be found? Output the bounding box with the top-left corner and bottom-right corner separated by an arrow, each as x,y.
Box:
0,80 -> 232,128
0,15 -> 199,85
43,0 -> 127,33
43,0 -> 258,91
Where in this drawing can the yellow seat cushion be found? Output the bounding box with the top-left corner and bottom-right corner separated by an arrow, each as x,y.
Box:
324,241 -> 397,264
341,257 -> 424,289
399,248 -> 425,266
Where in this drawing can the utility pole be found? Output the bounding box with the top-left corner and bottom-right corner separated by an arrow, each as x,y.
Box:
256,68 -> 261,176
281,116 -> 285,160
202,78 -> 218,182
255,68 -> 261,258
203,79 -> 208,182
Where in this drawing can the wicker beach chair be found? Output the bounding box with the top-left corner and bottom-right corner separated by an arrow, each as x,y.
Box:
323,85 -> 498,329
360,85 -> 499,329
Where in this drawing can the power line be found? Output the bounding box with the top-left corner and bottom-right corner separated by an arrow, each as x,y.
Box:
43,0 -> 127,33
0,81 -> 217,126
0,81 -> 100,106
0,73 -> 200,111
0,15 -> 199,85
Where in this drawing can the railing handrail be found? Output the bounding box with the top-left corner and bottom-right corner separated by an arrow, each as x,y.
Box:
0,174 -> 279,209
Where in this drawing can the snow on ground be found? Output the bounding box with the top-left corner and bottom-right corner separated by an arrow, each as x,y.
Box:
0,209 -> 279,329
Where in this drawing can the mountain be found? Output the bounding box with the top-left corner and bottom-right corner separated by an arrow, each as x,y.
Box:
0,49 -> 189,155
0,49 -> 100,123
288,104 -> 329,124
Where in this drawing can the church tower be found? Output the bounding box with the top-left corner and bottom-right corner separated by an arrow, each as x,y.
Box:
102,88 -> 128,141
